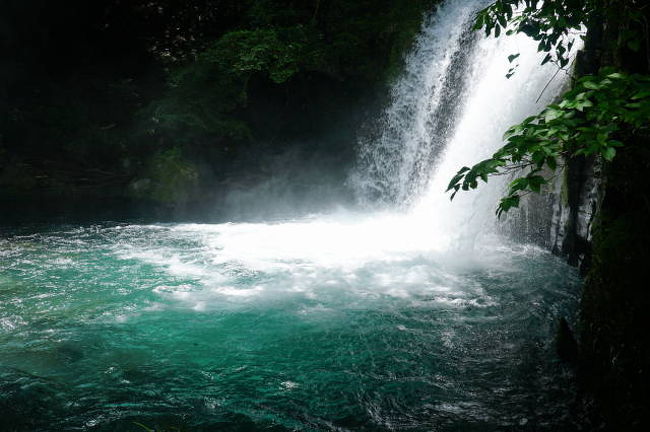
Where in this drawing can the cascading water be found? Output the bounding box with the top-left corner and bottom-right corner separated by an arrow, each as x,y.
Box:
0,1 -> 583,431
352,1 -> 482,207
354,0 -> 577,242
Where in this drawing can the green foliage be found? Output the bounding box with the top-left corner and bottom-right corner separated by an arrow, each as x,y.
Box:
475,0 -> 588,68
129,148 -> 199,204
2,0 -> 438,205
202,27 -> 325,84
448,70 -> 650,217
448,0 -> 650,216
145,25 -> 327,141
475,0 -> 646,71
318,0 -> 437,81
149,0 -> 437,141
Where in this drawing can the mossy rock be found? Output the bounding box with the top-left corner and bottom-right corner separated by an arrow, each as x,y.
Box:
128,148 -> 199,205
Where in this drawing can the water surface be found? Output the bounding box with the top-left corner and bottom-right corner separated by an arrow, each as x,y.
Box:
1,218 -> 580,431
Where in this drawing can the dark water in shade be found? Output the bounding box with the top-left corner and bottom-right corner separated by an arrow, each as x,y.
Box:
0,219 -> 581,431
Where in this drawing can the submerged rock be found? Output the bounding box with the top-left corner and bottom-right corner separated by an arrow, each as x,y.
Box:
556,317 -> 578,364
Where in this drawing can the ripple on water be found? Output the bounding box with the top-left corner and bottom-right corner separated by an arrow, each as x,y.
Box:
0,221 -> 580,431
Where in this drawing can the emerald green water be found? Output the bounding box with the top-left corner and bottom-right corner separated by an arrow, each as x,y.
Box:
1,218 -> 580,431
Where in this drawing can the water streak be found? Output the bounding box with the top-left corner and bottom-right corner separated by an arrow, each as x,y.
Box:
353,0 -> 579,249
352,0 -> 485,206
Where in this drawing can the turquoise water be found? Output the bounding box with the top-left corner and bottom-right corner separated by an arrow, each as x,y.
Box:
1,219 -> 580,431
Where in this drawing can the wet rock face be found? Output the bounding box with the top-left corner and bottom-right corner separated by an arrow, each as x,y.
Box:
546,13 -> 606,271
549,155 -> 602,272
578,134 -> 650,431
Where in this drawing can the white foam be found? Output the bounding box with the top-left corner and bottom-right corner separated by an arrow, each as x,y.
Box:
104,0 -> 578,312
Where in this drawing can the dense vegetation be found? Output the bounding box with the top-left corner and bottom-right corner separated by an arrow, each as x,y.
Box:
447,0 -> 650,216
0,0 -> 435,213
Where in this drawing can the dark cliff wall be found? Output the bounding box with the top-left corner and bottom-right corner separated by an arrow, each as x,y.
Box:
549,9 -> 650,430
580,132 -> 650,431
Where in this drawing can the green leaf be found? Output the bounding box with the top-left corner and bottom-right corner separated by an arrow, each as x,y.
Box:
632,90 -> 650,100
527,175 -> 547,193
575,99 -> 593,111
509,177 -> 529,193
474,13 -> 485,30
602,147 -> 616,161
447,67 -> 645,221
544,108 -> 561,122
446,167 -> 470,192
497,195 -> 520,218
628,39 -> 641,52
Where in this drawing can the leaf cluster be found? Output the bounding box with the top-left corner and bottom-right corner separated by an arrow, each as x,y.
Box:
200,27 -> 326,84
133,147 -> 199,203
476,0 -> 646,74
146,0 -> 437,143
145,26 -> 326,141
475,0 -> 589,68
447,70 -> 650,217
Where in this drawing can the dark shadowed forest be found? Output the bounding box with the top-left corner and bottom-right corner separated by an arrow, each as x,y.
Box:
1,0 -> 436,220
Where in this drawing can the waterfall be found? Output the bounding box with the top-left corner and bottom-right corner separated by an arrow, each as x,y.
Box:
167,0 -> 583,261
351,1 -> 483,207
352,0 -> 579,246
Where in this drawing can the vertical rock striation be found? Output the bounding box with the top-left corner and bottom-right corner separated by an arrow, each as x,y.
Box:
545,7 -> 650,429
